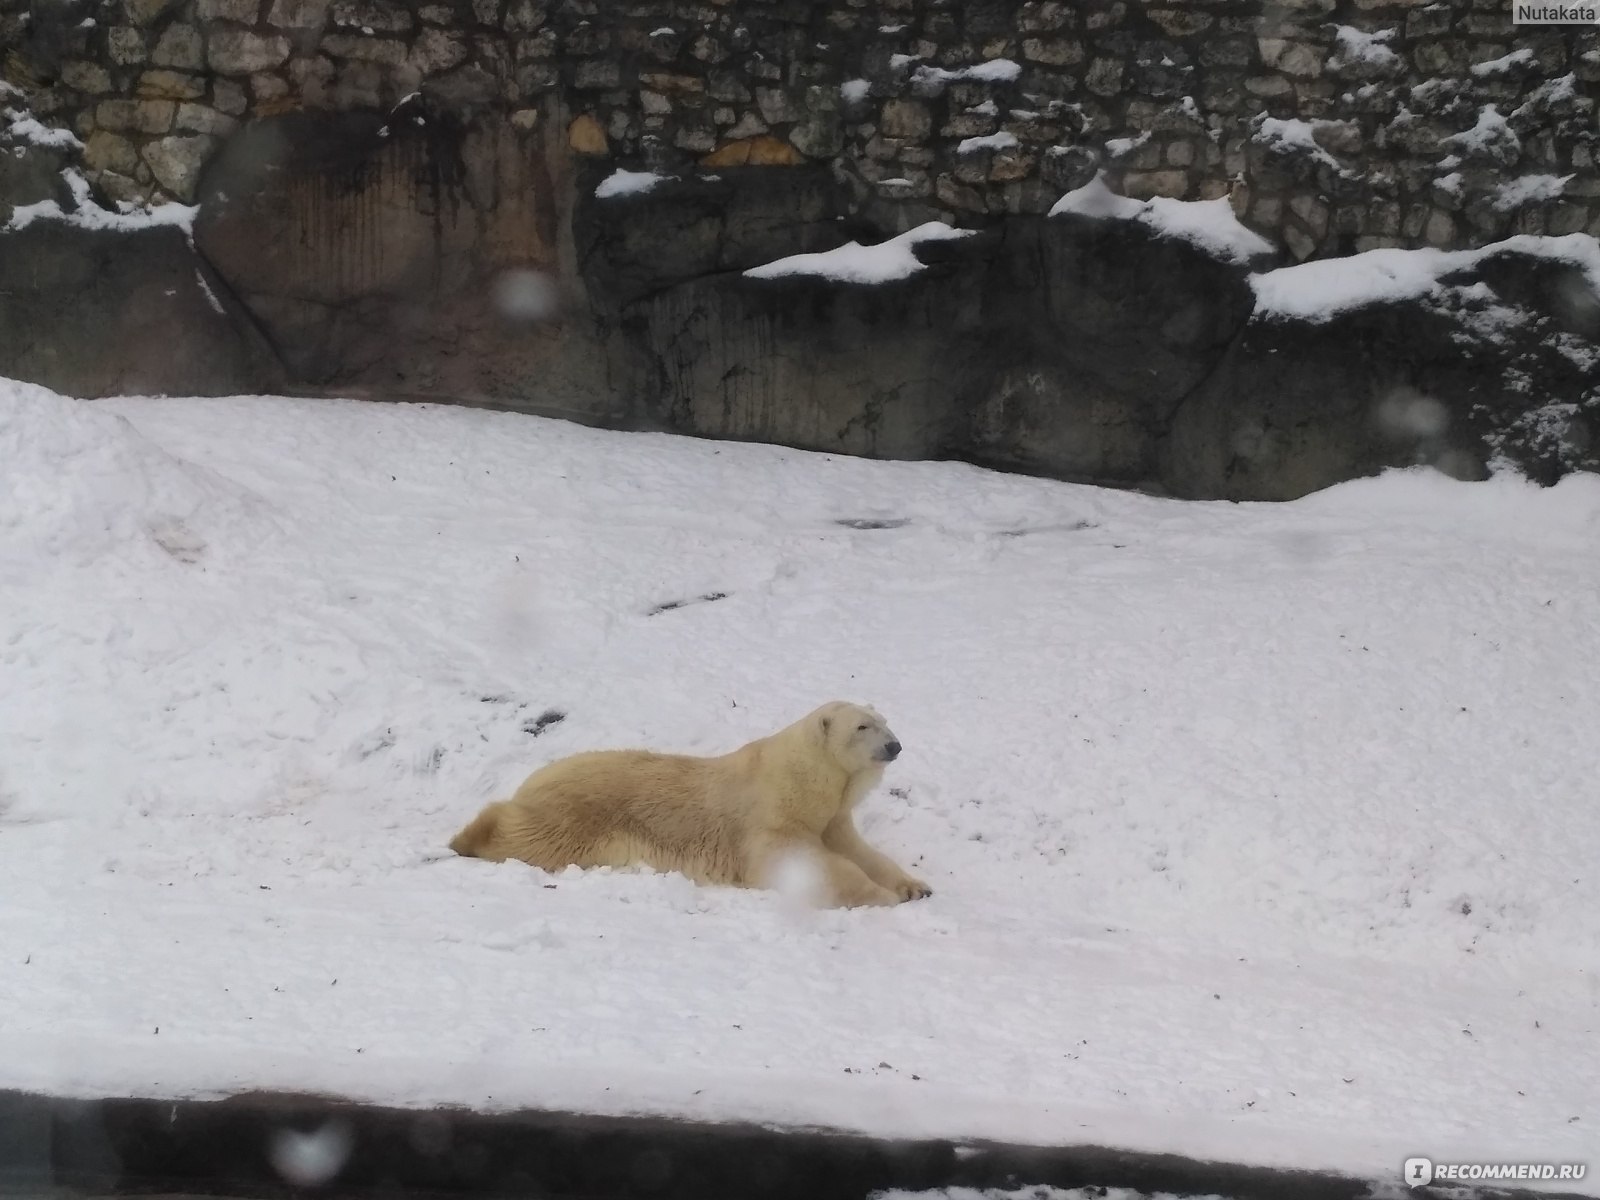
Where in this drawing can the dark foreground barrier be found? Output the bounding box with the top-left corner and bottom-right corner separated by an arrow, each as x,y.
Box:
0,1090 -> 1585,1200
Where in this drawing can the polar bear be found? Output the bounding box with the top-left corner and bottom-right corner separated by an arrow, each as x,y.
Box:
448,701 -> 931,908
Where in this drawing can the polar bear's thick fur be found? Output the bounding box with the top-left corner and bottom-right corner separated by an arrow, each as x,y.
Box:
448,701 -> 931,908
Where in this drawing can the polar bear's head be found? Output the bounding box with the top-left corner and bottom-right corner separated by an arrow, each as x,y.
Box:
815,701 -> 901,774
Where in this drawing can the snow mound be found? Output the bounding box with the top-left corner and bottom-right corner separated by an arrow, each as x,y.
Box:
956,131 -> 1018,155
1050,173 -> 1275,265
1252,116 -> 1347,173
912,59 -> 1021,87
0,378 -> 269,574
744,221 -> 975,285
1328,25 -> 1401,72
1,107 -> 84,151
3,168 -> 197,234
1442,104 -> 1520,162
1493,173 -> 1573,211
594,169 -> 673,200
1471,47 -> 1535,76
1103,131 -> 1150,159
1250,233 -> 1600,323
1291,465 -> 1600,541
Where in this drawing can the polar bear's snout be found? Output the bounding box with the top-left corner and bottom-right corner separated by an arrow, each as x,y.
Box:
877,739 -> 902,762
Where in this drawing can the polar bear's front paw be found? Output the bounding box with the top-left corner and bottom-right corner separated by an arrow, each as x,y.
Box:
840,883 -> 901,908
893,877 -> 933,902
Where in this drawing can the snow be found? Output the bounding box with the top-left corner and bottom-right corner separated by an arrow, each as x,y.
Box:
594,169 -> 673,200
1513,73 -> 1578,122
1328,25 -> 1402,72
841,78 -> 871,105
1049,175 -> 1152,224
2,169 -> 198,235
1493,173 -> 1573,211
955,131 -> 1017,155
1,109 -> 85,151
1252,233 -> 1600,323
1138,197 -> 1276,265
1051,175 -> 1146,222
911,59 -> 1022,87
6,383 -> 1598,1190
881,1192 -> 1225,1200
1252,116 -> 1345,172
952,58 -> 1022,82
194,269 -> 226,316
1103,131 -> 1150,159
1409,78 -> 1456,106
743,221 -> 975,285
1470,47 -> 1535,76
1442,104 -> 1520,160
1050,174 -> 1274,266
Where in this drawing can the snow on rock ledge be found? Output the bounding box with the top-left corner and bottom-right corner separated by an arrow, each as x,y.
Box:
743,221 -> 976,285
1049,173 -> 1276,267
594,169 -> 675,200
1250,233 -> 1600,324
3,169 -> 198,235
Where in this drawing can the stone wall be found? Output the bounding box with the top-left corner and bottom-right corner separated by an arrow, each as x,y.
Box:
3,0 -> 1597,258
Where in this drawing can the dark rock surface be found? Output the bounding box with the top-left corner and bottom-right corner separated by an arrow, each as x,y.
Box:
191,104 -> 622,421
0,219 -> 282,399
1163,252 -> 1600,500
613,215 -> 1258,488
0,141 -> 73,228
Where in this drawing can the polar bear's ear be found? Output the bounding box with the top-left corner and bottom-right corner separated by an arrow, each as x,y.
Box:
819,713 -> 832,734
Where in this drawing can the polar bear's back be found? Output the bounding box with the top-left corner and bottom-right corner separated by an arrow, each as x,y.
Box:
468,747 -> 754,884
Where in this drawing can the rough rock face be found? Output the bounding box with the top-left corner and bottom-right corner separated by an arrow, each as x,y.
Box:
610,211 -> 1257,487
0,138 -> 74,227
0,218 -> 282,398
591,182 -> 1599,497
2,0 -> 1598,500
189,103 -> 625,417
1163,253 -> 1600,499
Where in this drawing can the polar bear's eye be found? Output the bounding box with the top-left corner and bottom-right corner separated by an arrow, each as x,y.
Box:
857,723 -> 869,731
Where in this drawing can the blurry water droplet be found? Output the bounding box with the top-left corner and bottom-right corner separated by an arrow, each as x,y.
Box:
486,572 -> 545,657
1229,420 -> 1266,461
1551,270 -> 1600,337
1374,386 -> 1448,443
1431,448 -> 1487,482
267,1119 -> 353,1187
768,847 -> 829,916
1278,530 -> 1328,562
408,1113 -> 451,1158
492,268 -> 560,325
630,1148 -> 673,1188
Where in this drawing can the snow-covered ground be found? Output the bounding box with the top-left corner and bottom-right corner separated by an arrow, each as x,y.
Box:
2,380 -> 1598,1193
